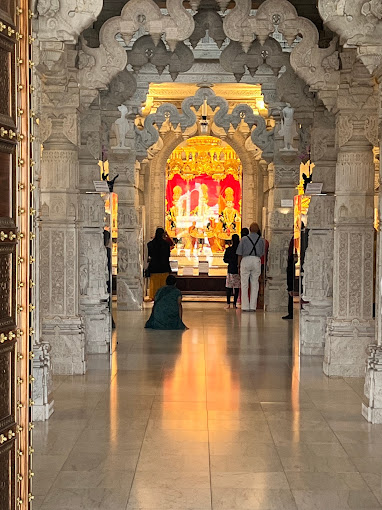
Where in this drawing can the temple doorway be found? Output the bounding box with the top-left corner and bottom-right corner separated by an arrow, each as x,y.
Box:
165,136 -> 242,295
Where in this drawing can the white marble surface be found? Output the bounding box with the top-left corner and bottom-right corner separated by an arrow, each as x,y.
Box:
33,304 -> 382,509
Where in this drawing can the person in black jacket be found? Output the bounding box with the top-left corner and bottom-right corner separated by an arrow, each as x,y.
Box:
283,236 -> 296,320
147,228 -> 171,300
223,234 -> 241,308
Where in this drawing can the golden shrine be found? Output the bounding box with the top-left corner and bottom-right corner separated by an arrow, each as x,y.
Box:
165,136 -> 242,276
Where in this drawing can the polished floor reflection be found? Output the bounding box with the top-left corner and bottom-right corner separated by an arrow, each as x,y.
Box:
34,304 -> 382,509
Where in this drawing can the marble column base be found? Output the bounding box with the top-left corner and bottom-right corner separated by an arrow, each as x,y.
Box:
300,303 -> 331,356
324,318 -> 375,377
81,301 -> 111,354
265,277 -> 288,313
362,345 -> 382,423
32,400 -> 54,421
32,339 -> 54,421
117,277 -> 143,311
42,317 -> 86,375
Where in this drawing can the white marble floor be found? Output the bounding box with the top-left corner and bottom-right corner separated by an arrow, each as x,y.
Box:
33,304 -> 382,510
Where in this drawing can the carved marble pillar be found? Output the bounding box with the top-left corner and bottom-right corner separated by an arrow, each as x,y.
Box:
363,76 -> 382,421
109,108 -> 143,311
266,115 -> 300,313
78,107 -> 111,354
324,107 -> 376,377
78,193 -> 110,353
39,119 -> 85,375
300,110 -> 336,355
27,67 -> 54,420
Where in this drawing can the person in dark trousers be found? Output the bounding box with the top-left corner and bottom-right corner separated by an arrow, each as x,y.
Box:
147,227 -> 171,301
223,234 -> 241,308
283,236 -> 295,320
103,229 -> 115,328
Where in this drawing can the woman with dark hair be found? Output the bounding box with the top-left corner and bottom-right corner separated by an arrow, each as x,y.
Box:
147,227 -> 171,300
145,274 -> 187,330
223,233 -> 241,308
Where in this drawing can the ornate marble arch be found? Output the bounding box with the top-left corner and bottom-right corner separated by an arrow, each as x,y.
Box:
36,0 -> 104,43
135,87 -> 274,161
223,0 -> 340,98
72,0 -> 341,107
146,131 -> 261,241
318,0 -> 382,75
78,0 -> 195,90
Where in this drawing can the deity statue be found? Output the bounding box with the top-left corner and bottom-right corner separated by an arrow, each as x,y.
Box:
191,183 -> 211,222
183,221 -> 199,254
219,187 -> 240,236
166,185 -> 183,232
279,103 -> 298,151
112,104 -> 130,149
206,217 -> 223,252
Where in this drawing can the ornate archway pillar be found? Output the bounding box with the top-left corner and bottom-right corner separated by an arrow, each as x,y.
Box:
265,110 -> 300,313
363,71 -> 382,421
324,52 -> 377,377
40,116 -> 86,375
300,108 -> 336,355
316,0 -> 382,416
36,44 -> 88,378
109,105 -> 144,311
78,104 -> 110,354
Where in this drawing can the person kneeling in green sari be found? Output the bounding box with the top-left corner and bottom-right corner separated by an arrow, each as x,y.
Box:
145,274 -> 187,330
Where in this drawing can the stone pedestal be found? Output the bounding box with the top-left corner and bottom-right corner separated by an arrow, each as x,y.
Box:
39,120 -> 86,375
363,346 -> 382,423
32,339 -> 54,421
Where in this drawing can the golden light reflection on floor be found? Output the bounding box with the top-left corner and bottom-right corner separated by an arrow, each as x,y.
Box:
291,299 -> 301,441
110,332 -> 119,445
162,323 -> 240,433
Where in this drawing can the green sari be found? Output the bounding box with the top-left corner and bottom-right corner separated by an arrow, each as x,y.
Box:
145,285 -> 187,330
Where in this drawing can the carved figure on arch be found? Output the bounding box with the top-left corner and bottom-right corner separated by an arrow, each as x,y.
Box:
112,105 -> 131,149
279,104 -> 298,151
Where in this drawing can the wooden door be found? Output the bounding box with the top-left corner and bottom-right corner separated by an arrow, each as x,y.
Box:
0,0 -> 31,507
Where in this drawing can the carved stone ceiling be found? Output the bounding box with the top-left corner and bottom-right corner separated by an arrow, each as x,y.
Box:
84,0 -> 323,46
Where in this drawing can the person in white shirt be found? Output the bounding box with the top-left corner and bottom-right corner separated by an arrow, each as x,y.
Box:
236,222 -> 265,312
